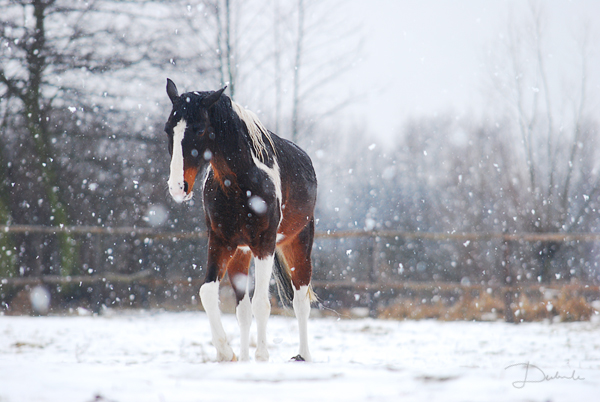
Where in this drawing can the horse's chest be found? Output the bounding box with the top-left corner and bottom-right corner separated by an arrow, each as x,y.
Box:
203,183 -> 278,242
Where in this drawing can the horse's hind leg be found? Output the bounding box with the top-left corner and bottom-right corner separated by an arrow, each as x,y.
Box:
228,248 -> 253,361
292,284 -> 312,362
281,219 -> 315,362
252,254 -> 274,361
200,236 -> 236,362
236,289 -> 252,361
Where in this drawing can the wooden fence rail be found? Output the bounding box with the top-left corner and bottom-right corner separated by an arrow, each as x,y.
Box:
2,225 -> 600,321
4,224 -> 600,242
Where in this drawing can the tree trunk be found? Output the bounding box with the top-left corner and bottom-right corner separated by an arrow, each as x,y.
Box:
22,0 -> 78,276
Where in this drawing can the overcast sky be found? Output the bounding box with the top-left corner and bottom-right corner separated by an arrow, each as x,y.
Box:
341,0 -> 600,144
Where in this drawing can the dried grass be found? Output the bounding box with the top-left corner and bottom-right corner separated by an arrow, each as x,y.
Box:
379,287 -> 598,322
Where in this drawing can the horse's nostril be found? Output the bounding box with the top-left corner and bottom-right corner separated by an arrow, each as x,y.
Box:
183,181 -> 189,193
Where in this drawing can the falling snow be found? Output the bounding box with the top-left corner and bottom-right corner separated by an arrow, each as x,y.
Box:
248,195 -> 268,215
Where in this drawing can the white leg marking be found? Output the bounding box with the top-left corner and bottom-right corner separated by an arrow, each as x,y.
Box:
293,285 -> 312,362
199,281 -> 235,362
236,282 -> 252,361
252,255 -> 274,361
237,245 -> 251,253
168,120 -> 190,203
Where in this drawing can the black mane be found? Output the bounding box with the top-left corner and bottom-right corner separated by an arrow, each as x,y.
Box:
172,90 -> 275,167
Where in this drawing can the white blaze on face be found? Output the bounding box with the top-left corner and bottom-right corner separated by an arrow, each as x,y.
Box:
168,119 -> 190,203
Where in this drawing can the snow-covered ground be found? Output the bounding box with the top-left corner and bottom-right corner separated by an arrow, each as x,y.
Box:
1,310 -> 598,402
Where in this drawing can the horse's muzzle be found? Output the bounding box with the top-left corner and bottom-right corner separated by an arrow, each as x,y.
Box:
168,179 -> 194,203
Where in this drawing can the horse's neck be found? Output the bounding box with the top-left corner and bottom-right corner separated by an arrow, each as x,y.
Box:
209,121 -> 253,187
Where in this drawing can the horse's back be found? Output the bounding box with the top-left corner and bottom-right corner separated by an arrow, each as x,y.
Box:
271,133 -> 317,210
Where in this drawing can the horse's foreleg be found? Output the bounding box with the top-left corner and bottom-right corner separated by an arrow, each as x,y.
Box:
200,237 -> 236,362
199,281 -> 236,362
252,254 -> 274,361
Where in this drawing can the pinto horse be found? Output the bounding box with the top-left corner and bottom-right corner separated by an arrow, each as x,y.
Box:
163,79 -> 317,362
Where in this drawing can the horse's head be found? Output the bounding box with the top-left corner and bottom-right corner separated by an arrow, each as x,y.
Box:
164,78 -> 225,202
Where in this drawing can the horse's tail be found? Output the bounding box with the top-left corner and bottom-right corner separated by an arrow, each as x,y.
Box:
273,249 -> 294,307
273,249 -> 317,307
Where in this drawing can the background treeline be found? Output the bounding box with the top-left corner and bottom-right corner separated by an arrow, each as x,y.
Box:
1,1 -> 600,312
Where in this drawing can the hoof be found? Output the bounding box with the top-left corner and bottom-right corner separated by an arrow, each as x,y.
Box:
290,354 -> 306,362
255,349 -> 269,362
216,350 -> 237,362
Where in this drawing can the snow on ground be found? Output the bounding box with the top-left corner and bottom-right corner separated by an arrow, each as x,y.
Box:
1,310 -> 599,402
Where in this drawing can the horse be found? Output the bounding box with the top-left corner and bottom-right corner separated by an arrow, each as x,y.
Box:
163,79 -> 317,362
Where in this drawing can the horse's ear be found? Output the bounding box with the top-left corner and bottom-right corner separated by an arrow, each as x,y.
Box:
202,86 -> 227,108
166,78 -> 179,104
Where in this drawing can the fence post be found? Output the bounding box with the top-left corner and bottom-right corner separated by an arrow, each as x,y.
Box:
90,234 -> 103,312
367,235 -> 380,317
370,235 -> 379,283
503,233 -> 516,323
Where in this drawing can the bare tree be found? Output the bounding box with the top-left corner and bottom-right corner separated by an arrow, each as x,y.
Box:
484,3 -> 600,280
0,0 -> 172,277
288,0 -> 362,143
